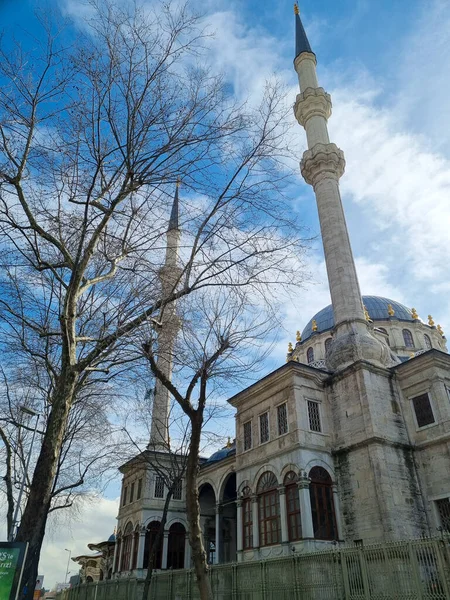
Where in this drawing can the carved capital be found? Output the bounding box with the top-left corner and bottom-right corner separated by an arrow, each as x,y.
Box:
301,142 -> 345,187
277,486 -> 286,496
297,470 -> 311,490
237,499 -> 243,508
294,87 -> 332,127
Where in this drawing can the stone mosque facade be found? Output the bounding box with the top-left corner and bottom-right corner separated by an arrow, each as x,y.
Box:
103,7 -> 450,580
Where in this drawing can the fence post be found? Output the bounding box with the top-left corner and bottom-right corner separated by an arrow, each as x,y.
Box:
340,550 -> 351,600
408,542 -> 423,600
432,539 -> 450,599
358,547 -> 371,600
232,564 -> 237,600
168,570 -> 173,600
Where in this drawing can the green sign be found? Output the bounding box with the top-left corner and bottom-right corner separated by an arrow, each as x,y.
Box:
0,542 -> 28,600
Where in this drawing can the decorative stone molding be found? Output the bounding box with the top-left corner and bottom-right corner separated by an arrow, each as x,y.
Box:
277,486 -> 286,496
301,142 -> 345,187
297,472 -> 311,489
294,87 -> 332,127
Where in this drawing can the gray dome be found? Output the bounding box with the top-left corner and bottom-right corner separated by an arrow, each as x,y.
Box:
301,296 -> 414,342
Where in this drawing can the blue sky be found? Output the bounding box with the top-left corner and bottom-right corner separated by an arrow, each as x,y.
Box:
1,0 -> 450,588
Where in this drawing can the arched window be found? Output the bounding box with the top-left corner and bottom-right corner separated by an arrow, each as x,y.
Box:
378,328 -> 390,346
324,338 -> 332,354
131,526 -> 139,570
167,523 -> 186,569
86,576 -> 93,583
242,486 -> 253,550
120,522 -> 133,571
309,467 -> 337,541
307,347 -> 314,364
144,521 -> 163,570
402,329 -> 414,348
284,472 -> 301,541
257,472 -> 280,547
424,334 -> 432,350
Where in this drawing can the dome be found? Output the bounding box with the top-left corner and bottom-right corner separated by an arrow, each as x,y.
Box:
301,296 -> 414,342
108,533 -> 116,542
206,441 -> 236,464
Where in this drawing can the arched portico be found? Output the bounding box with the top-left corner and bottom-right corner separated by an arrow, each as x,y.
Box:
217,472 -> 237,563
199,483 -> 217,564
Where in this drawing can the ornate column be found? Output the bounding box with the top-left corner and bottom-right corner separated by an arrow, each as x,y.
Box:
332,484 -> 343,540
117,537 -> 124,573
215,504 -> 222,564
129,533 -> 136,571
184,533 -> 191,569
112,536 -> 119,574
298,472 -> 314,539
161,531 -> 169,569
251,494 -> 260,551
137,526 -> 146,569
278,487 -> 289,544
236,499 -> 243,554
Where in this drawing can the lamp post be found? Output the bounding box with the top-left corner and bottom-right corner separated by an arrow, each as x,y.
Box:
65,548 -> 72,584
8,406 -> 41,541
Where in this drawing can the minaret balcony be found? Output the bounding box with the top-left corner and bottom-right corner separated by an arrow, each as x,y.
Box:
300,142 -> 345,187
294,87 -> 332,127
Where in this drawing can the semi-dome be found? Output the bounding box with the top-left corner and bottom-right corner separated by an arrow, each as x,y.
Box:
301,296 -> 414,342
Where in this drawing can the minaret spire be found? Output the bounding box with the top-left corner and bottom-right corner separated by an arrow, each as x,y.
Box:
148,183 -> 182,450
292,11 -> 394,370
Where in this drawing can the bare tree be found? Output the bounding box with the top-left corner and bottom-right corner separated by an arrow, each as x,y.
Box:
143,289 -> 277,600
0,1 -> 305,598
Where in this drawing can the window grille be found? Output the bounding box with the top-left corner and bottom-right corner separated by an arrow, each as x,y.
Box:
154,475 -> 165,498
243,421 -> 252,450
259,489 -> 281,546
137,478 -> 143,500
307,347 -> 314,364
309,467 -> 337,541
130,482 -> 135,503
412,393 -> 435,428
243,497 -> 253,549
277,403 -> 288,436
402,329 -> 414,348
173,479 -> 182,500
424,334 -> 432,350
436,498 -> 450,533
284,471 -> 301,541
259,412 -> 269,444
122,485 -> 128,506
307,400 -> 322,432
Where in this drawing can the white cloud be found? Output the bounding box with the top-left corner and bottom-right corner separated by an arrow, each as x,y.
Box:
38,496 -> 119,590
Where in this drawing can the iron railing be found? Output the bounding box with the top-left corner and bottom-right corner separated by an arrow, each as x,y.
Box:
56,535 -> 450,600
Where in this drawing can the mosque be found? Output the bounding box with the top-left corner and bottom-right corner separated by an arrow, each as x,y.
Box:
77,6 -> 450,580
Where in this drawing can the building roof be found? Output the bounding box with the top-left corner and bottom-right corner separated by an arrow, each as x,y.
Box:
301,296 -> 414,342
295,5 -> 314,59
204,440 -> 236,464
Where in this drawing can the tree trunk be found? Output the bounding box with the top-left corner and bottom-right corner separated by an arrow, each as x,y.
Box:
15,370 -> 78,600
0,427 -> 14,538
142,489 -> 173,600
185,416 -> 214,600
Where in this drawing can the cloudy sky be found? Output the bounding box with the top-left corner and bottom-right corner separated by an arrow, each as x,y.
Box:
1,0 -> 450,589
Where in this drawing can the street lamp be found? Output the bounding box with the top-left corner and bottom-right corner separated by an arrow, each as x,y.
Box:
8,406 -> 41,541
65,549 -> 72,584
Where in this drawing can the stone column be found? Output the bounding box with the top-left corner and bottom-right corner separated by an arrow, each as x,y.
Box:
236,499 -> 243,553
298,473 -> 314,539
184,533 -> 191,569
332,484 -> 343,541
161,531 -> 169,569
278,487 -> 289,544
215,504 -> 222,564
129,533 -> 136,571
137,527 -> 146,569
251,494 -> 260,550
117,538 -> 124,573
112,537 -> 119,573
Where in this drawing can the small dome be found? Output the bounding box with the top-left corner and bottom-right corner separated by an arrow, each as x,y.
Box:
301,296 -> 414,342
108,533 -> 116,542
206,441 -> 236,464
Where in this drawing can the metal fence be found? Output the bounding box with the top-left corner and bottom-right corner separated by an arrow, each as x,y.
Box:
57,536 -> 450,600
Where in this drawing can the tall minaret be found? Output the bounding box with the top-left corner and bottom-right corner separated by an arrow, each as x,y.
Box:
293,4 -> 393,370
148,182 -> 182,449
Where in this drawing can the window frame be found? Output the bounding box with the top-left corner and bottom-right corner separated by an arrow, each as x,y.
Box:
243,420 -> 252,451
307,399 -> 322,433
130,481 -> 135,503
306,347 -> 314,364
284,473 -> 301,542
173,479 -> 182,500
259,412 -> 270,445
154,475 -> 165,499
402,328 -> 414,348
436,497 -> 450,533
242,497 -> 253,549
309,467 -> 337,541
122,485 -> 128,506
277,402 -> 288,436
410,391 -> 436,430
137,478 -> 143,500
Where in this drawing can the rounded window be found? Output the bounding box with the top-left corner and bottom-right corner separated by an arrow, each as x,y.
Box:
424,334 -> 432,350
402,329 -> 414,348
307,347 -> 314,364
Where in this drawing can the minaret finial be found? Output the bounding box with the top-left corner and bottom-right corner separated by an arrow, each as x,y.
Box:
294,2 -> 313,59
168,180 -> 180,231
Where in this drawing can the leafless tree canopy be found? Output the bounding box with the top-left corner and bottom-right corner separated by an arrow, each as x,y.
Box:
0,1 -> 307,598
